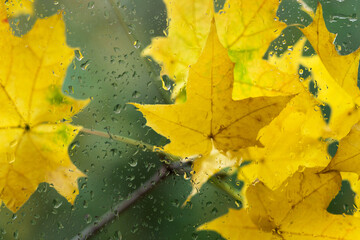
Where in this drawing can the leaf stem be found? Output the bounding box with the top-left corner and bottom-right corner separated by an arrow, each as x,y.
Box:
80,128 -> 182,162
210,177 -> 243,203
80,127 -> 154,151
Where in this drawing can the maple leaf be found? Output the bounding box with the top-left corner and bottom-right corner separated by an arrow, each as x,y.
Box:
236,3 -> 360,191
188,144 -> 237,199
297,4 -> 360,139
301,4 -> 360,102
4,0 -> 34,17
215,0 -> 302,100
0,8 -> 89,211
144,0 -> 301,99
201,168 -> 360,239
293,3 -> 360,186
326,124 -> 360,176
142,0 -> 213,95
237,93 -> 330,190
134,22 -> 292,193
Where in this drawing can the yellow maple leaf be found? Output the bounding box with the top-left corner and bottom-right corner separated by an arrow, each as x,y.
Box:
188,144 -> 237,200
326,124 -> 360,175
144,0 -> 301,99
215,0 -> 302,100
134,22 -> 292,194
295,4 -> 360,210
201,168 -> 360,239
297,4 -> 360,139
301,4 -> 360,103
238,93 -> 330,191
4,0 -> 34,17
142,0 -> 213,94
237,4 -> 360,191
0,8 -> 89,211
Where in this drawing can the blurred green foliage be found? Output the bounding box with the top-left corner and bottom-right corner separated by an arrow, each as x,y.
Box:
1,0 -> 360,239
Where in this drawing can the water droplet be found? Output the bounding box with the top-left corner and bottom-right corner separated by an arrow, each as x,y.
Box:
13,231 -> 18,239
87,1 -> 95,9
68,85 -> 74,94
166,214 -> 174,222
113,104 -> 122,114
133,40 -> 141,49
131,224 -> 139,233
70,141 -> 80,150
57,222 -> 64,229
235,200 -> 242,208
74,49 -> 83,61
161,75 -> 172,90
84,214 -> 92,223
211,207 -> 218,214
128,158 -> 138,167
81,60 -> 90,70
52,199 -> 63,209
132,91 -> 141,98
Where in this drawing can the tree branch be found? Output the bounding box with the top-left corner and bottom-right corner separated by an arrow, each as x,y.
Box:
71,164 -> 171,240
210,177 -> 243,203
76,128 -> 244,239
80,128 -> 242,202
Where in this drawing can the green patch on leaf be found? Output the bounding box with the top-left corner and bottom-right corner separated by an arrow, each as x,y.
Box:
230,50 -> 255,90
55,125 -> 71,144
47,86 -> 69,105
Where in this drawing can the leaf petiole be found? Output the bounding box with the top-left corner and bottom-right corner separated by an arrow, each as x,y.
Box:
80,128 -> 184,162
210,177 -> 243,203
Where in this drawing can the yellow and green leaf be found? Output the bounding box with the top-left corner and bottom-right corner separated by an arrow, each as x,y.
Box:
0,6 -> 89,211
134,22 -> 292,193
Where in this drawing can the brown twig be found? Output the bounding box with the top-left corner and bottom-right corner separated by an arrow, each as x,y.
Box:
75,128 -> 242,239
71,164 -> 172,240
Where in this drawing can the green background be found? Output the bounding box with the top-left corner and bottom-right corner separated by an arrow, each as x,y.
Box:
1,0 -> 360,239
